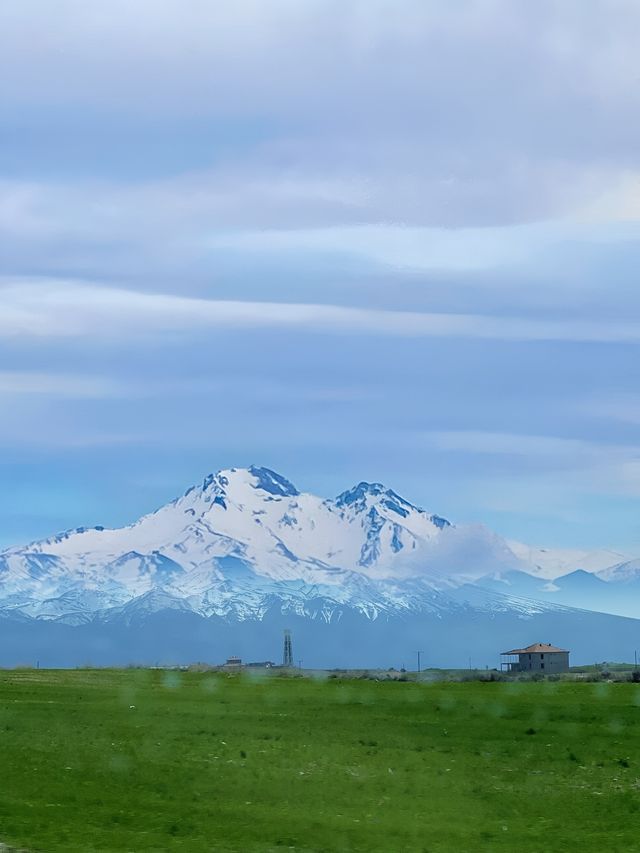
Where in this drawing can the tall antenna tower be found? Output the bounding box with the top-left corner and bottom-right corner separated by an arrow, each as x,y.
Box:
283,629 -> 293,667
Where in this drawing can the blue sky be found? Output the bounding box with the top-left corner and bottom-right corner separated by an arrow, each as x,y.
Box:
2,0 -> 640,551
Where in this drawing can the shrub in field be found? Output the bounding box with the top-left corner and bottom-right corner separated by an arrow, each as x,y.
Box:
478,671 -> 506,683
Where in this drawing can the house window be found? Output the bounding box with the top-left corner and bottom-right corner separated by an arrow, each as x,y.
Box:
541,654 -> 544,659
541,663 -> 545,669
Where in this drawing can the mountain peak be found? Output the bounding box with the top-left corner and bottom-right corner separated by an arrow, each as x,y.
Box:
335,482 -> 387,504
247,466 -> 299,497
194,466 -> 300,500
334,481 -> 421,517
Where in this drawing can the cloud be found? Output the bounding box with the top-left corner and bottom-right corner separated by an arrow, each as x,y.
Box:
2,2 -> 640,229
420,429 -> 640,499
3,1 -> 639,120
205,223 -> 536,271
0,371 -> 123,398
422,430 -> 600,457
3,2 -> 640,551
574,173 -> 640,223
0,171 -> 371,243
0,369 -> 379,406
580,394 -> 640,427
4,278 -> 640,345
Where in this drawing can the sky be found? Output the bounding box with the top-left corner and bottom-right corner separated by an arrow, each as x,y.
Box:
2,0 -> 640,552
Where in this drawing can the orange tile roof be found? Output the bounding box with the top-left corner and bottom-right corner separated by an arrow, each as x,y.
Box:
501,642 -> 569,655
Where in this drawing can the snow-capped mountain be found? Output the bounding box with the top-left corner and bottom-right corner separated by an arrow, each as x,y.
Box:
5,467 -> 455,581
505,542 -> 631,580
0,465 -> 530,621
597,558 -> 640,584
475,558 -> 640,620
1,465 -> 639,667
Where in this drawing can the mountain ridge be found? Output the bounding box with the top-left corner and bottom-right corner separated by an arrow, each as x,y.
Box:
2,465 -> 639,666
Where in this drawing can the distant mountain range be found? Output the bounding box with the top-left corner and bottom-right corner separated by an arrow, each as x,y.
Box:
1,466 -> 639,668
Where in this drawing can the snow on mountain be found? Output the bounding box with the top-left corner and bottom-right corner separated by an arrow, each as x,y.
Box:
2,465 -> 638,630
0,465 -> 537,622
597,558 -> 640,584
506,541 -> 630,580
476,565 -> 640,620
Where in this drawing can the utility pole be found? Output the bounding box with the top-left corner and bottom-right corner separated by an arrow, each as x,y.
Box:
415,650 -> 423,673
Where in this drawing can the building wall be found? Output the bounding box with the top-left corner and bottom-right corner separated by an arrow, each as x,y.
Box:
517,652 -> 569,673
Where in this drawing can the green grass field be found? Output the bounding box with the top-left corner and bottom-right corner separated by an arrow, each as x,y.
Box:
1,670 -> 640,852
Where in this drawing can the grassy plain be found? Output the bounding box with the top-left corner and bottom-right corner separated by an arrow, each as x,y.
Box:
1,669 -> 640,852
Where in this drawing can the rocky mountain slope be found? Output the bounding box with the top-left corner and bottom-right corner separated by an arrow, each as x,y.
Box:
1,465 -> 638,667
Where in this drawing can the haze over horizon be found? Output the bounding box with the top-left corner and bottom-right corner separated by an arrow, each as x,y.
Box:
3,1 -> 640,554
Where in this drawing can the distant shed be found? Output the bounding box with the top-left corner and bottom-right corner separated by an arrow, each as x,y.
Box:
501,642 -> 569,674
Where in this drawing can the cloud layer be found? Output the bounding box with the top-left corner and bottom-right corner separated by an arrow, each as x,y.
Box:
2,2 -> 640,553
5,278 -> 640,345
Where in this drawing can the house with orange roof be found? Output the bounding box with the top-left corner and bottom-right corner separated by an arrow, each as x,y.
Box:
500,642 -> 569,674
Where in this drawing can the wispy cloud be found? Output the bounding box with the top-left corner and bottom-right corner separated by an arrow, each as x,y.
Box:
4,278 -> 640,345
3,2 -> 640,230
580,394 -> 640,426
3,2 -> 640,550
420,429 -> 640,499
422,430 -> 601,457
0,370 -> 124,398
